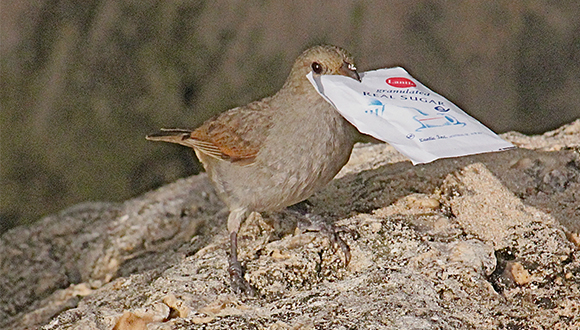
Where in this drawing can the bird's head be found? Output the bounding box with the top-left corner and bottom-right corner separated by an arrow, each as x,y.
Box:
284,45 -> 360,90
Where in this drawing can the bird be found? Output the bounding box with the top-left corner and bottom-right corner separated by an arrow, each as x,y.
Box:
146,45 -> 361,294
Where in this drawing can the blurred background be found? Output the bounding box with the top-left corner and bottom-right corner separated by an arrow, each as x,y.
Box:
1,0 -> 579,232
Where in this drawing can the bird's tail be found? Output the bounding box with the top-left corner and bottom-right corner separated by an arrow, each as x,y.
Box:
145,128 -> 194,146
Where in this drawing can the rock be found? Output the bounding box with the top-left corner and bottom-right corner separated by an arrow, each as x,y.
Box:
1,120 -> 579,330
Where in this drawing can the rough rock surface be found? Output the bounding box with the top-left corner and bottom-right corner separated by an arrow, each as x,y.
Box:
1,120 -> 579,330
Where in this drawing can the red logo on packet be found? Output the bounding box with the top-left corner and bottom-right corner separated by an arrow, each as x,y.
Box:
386,77 -> 416,88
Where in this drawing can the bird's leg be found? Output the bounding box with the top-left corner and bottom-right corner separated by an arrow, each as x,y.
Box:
227,208 -> 255,295
286,208 -> 354,266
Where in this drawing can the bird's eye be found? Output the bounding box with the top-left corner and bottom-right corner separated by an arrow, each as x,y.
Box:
311,62 -> 323,74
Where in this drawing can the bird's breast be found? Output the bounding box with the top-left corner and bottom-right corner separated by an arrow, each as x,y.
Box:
249,99 -> 357,208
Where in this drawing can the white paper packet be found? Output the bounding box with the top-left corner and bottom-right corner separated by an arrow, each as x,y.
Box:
307,67 -> 515,164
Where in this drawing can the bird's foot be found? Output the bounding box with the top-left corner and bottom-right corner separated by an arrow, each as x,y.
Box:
297,213 -> 356,266
228,259 -> 256,296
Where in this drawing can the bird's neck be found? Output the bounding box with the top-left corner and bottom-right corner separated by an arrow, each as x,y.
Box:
275,77 -> 321,104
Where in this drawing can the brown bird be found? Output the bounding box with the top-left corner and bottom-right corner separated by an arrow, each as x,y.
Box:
147,45 -> 361,294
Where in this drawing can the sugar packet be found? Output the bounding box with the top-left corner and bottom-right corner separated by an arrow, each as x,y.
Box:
308,67 -> 515,164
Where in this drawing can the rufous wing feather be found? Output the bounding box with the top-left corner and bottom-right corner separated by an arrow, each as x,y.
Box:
146,99 -> 273,165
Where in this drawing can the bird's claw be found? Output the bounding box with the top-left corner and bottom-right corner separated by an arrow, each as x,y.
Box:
228,260 -> 255,296
330,230 -> 352,266
298,214 -> 356,266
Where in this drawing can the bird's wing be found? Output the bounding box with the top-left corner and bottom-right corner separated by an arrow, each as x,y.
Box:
146,98 -> 274,165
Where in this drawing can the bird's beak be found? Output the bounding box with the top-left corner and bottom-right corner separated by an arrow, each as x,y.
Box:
340,62 -> 361,82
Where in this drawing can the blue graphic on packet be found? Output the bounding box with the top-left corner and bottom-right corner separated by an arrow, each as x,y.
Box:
365,99 -> 465,132
364,99 -> 385,116
411,106 -> 465,131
